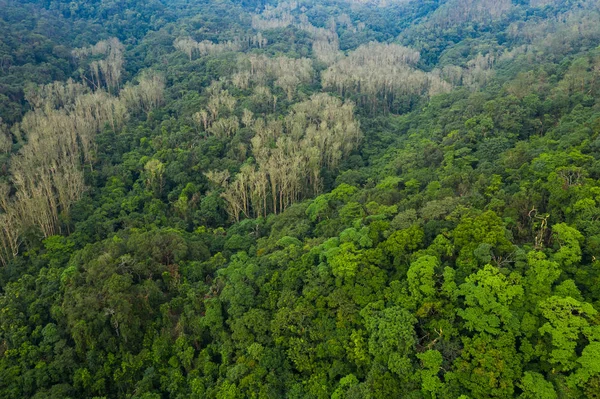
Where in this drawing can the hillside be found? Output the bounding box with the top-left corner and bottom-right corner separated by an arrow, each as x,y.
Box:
1,0 -> 600,398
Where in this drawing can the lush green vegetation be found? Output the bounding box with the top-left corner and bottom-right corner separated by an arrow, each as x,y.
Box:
2,0 -> 600,397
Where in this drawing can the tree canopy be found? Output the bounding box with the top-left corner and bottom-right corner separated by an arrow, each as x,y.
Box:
2,0 -> 600,398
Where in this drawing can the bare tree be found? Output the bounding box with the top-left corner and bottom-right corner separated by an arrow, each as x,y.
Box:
120,71 -> 166,116
214,93 -> 362,221
0,119 -> 11,154
0,183 -> 21,266
250,3 -> 342,64
173,35 -> 264,60
427,0 -> 512,28
73,38 -> 125,92
322,42 -> 451,112
0,71 -> 165,262
233,55 -> 314,100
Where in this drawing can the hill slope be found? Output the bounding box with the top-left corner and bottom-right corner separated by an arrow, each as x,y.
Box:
1,0 -> 600,397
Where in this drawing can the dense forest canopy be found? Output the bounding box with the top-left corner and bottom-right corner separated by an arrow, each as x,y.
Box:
2,0 -> 600,398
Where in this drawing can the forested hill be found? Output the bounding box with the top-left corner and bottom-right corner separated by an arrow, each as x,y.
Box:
2,0 -> 600,397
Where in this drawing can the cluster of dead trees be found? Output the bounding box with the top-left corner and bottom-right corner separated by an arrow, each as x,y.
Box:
529,0 -> 586,7
120,71 -> 166,116
72,38 -> 125,93
251,2 -> 343,64
207,94 -> 361,221
0,119 -> 10,155
301,17 -> 342,65
312,35 -> 342,64
427,0 -> 512,29
173,34 -> 267,61
446,3 -> 599,91
439,53 -> 496,89
192,82 -> 240,139
555,55 -> 600,98
251,12 -> 295,31
24,79 -> 90,112
322,42 -> 452,112
250,1 -> 298,30
0,71 -> 165,265
232,54 -> 314,99
506,6 -> 600,60
342,0 -> 411,6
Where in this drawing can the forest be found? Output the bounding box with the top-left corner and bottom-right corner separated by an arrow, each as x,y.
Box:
1,0 -> 600,397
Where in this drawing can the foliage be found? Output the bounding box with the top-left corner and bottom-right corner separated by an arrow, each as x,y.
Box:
2,0 -> 600,398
